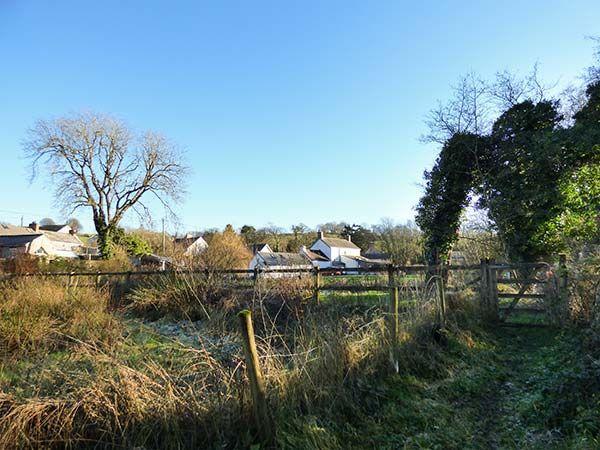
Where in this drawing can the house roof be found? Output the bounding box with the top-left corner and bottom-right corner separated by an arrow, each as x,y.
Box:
174,234 -> 207,247
0,224 -> 42,237
39,224 -> 70,232
363,249 -> 390,260
251,243 -> 271,254
0,234 -> 42,247
44,231 -> 82,245
318,236 -> 360,250
302,248 -> 329,262
257,251 -> 311,267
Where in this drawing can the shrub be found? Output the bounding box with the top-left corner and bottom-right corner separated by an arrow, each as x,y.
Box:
113,228 -> 153,257
195,225 -> 251,270
569,254 -> 600,326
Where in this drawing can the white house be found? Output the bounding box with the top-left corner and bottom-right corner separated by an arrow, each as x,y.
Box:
0,222 -> 83,259
174,233 -> 208,256
309,232 -> 362,269
251,243 -> 272,254
300,245 -> 330,269
249,250 -> 312,278
40,223 -> 73,234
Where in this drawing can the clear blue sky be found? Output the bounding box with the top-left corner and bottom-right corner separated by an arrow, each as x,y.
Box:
0,1 -> 598,234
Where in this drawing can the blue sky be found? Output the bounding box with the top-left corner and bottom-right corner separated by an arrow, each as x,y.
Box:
0,1 -> 598,234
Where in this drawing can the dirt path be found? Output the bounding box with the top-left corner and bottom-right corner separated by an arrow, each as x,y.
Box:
345,324 -> 594,449
470,326 -> 564,449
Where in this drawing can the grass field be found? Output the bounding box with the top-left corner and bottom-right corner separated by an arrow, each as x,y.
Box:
0,275 -> 598,448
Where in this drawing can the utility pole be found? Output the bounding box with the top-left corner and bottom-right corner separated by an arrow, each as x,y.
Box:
162,218 -> 166,255
20,216 -> 23,227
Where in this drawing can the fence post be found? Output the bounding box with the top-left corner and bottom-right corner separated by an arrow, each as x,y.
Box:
314,266 -> 321,303
387,265 -> 399,372
436,274 -> 446,328
558,253 -> 568,302
488,259 -> 499,321
125,271 -> 132,289
480,259 -> 490,314
95,272 -> 101,289
237,310 -> 274,444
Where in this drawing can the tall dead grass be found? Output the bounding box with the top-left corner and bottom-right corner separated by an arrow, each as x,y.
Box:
0,278 -> 119,356
0,268 -> 477,448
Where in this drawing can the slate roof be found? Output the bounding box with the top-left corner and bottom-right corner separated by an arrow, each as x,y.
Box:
0,224 -> 42,236
257,252 -> 311,267
174,234 -> 206,247
319,236 -> 360,250
39,224 -> 70,232
251,243 -> 271,254
363,249 -> 390,260
0,234 -> 41,247
303,248 -> 329,262
44,231 -> 82,245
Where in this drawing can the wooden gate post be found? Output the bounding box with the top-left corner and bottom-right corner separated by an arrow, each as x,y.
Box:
387,265 -> 399,372
488,259 -> 499,321
238,309 -> 274,444
558,253 -> 568,301
313,266 -> 321,303
480,259 -> 490,314
436,275 -> 446,328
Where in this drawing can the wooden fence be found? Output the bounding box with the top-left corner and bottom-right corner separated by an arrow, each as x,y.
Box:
0,258 -> 564,322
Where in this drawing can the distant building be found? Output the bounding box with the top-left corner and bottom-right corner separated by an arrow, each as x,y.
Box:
307,232 -> 388,271
309,231 -> 362,269
300,245 -> 330,269
363,245 -> 391,262
248,251 -> 312,277
39,223 -> 73,234
174,233 -> 208,256
0,222 -> 82,259
251,243 -> 272,254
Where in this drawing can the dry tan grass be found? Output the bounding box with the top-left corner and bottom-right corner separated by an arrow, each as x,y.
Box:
0,278 -> 120,356
0,267 -> 477,449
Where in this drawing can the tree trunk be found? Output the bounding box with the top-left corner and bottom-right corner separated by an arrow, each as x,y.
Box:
95,220 -> 115,259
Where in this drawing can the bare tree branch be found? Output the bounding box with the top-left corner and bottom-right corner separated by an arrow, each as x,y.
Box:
23,111 -> 189,256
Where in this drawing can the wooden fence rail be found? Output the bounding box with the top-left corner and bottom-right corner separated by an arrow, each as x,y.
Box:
0,259 -> 563,322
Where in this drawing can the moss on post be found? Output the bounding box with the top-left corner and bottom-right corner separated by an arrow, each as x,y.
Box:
237,309 -> 274,445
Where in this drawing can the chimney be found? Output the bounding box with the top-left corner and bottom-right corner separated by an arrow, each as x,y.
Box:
69,228 -> 76,235
29,222 -> 39,232
317,230 -> 324,239
347,235 -> 352,242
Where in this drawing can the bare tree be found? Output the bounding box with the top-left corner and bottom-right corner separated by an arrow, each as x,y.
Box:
67,217 -> 83,232
260,223 -> 285,251
374,218 -> 422,265
585,36 -> 600,83
422,72 -> 490,144
424,66 -> 555,144
488,64 -> 552,110
24,111 -> 188,257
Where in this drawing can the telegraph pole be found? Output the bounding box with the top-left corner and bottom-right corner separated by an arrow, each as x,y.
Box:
162,218 -> 166,254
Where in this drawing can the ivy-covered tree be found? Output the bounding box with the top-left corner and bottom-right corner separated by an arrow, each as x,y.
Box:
415,133 -> 485,265
480,100 -> 564,261
417,81 -> 599,264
